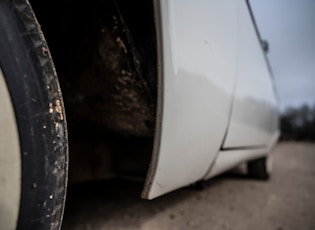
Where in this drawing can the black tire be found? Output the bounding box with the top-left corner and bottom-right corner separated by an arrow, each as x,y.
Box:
247,156 -> 271,180
0,0 -> 68,229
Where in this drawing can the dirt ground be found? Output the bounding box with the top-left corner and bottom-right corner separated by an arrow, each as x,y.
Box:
62,142 -> 315,230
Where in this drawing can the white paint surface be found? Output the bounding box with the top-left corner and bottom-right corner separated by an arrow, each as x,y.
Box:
143,0 -> 279,199
223,0 -> 279,148
143,0 -> 239,199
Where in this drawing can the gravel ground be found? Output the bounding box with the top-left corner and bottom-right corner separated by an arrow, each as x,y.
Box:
62,142 -> 315,230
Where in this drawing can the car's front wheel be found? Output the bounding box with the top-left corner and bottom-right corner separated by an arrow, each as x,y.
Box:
0,0 -> 68,229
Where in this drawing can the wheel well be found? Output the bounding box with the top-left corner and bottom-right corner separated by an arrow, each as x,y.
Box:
29,0 -> 158,182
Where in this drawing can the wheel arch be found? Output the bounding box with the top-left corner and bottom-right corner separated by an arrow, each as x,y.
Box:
29,0 -> 160,184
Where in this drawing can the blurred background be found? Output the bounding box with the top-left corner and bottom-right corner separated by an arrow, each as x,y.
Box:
251,0 -> 315,141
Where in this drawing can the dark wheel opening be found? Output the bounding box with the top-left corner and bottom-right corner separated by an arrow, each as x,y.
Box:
29,0 -> 158,183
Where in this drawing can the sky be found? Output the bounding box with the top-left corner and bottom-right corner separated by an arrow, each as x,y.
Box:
250,0 -> 315,111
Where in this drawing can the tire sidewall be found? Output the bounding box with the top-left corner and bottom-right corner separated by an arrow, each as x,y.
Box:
0,1 -> 67,229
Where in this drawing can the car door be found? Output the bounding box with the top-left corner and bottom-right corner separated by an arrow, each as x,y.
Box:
222,0 -> 279,149
142,0 -> 240,199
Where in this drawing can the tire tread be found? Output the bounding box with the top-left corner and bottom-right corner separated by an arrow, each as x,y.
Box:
13,1 -> 68,229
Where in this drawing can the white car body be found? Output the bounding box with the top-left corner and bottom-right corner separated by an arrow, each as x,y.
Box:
142,0 -> 279,199
0,0 -> 279,228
